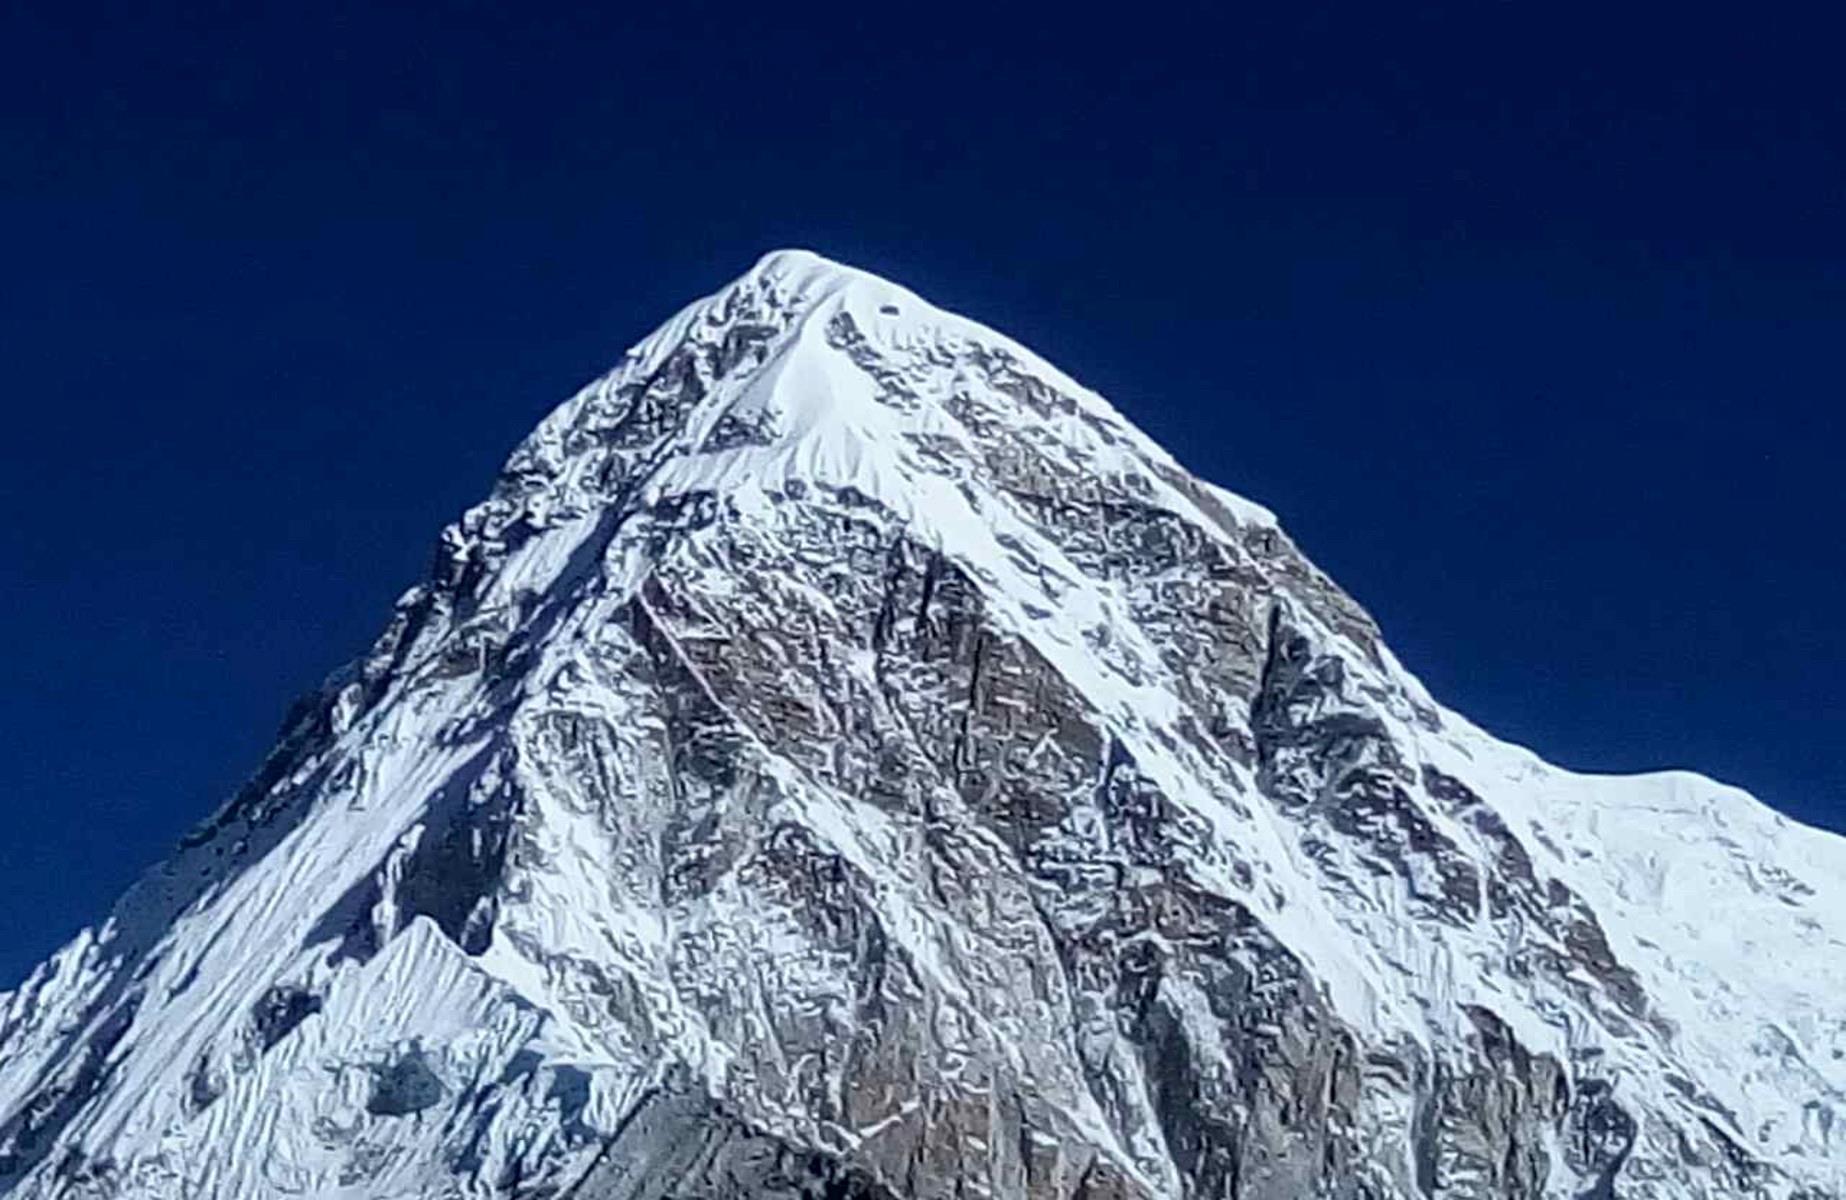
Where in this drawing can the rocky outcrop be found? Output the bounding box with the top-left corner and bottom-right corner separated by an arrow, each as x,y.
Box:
0,251 -> 1840,1199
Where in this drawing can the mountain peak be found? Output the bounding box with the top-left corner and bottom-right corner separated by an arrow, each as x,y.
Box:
1,258 -> 1840,1199
720,248 -> 923,343
742,246 -> 878,289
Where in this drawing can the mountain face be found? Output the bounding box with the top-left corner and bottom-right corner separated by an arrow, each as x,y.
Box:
1,251 -> 1841,1200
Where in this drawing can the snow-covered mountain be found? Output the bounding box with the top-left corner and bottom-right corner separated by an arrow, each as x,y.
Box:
1,250 -> 1840,1199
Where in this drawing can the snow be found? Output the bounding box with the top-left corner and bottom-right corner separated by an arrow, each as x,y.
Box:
0,249 -> 1840,1198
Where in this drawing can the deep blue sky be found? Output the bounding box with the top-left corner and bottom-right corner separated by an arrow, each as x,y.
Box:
3,3 -> 1842,986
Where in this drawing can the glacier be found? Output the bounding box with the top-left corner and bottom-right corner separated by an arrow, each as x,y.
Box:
0,249 -> 1840,1198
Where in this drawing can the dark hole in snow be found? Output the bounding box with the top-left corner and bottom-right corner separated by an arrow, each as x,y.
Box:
498,1048 -> 544,1085
187,1054 -> 222,1113
546,1065 -> 599,1142
879,304 -> 899,316
251,985 -> 323,1051
367,1049 -> 445,1117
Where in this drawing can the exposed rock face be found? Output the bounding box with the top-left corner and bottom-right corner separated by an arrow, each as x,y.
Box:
0,250 -> 1841,1199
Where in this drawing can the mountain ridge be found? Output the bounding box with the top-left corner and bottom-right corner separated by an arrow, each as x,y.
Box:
1,251 -> 1840,1199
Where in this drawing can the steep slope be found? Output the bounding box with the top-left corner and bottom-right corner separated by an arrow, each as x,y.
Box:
0,250 -> 1840,1199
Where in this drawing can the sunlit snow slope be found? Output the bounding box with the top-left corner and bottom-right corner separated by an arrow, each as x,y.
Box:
1,251 -> 1841,1199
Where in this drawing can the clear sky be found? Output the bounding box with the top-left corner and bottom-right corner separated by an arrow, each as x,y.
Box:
2,3 -> 1842,987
